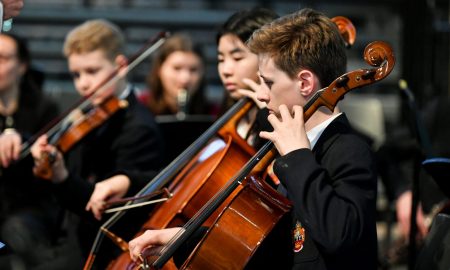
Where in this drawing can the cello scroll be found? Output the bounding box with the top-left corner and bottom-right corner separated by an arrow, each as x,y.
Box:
307,40 -> 395,119
331,16 -> 356,48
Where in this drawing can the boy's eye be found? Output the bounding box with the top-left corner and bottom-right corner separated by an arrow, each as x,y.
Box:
86,68 -> 100,75
264,81 -> 273,88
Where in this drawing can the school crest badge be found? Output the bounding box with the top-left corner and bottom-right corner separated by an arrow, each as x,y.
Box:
292,220 -> 305,252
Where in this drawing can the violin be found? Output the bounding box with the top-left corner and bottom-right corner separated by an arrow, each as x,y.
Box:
84,16 -> 358,270
144,40 -> 395,270
27,32 -> 168,180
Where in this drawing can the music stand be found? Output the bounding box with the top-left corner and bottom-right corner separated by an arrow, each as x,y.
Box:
156,114 -> 215,164
422,158 -> 450,198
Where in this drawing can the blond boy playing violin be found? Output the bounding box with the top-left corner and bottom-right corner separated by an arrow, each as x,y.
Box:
129,8 -> 378,270
30,19 -> 165,267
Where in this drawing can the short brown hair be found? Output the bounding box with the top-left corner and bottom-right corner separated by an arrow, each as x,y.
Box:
247,8 -> 346,87
63,19 -> 125,61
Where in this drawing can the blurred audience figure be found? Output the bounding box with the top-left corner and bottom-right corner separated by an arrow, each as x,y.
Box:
378,89 -> 450,268
0,32 -> 61,270
140,33 -> 215,117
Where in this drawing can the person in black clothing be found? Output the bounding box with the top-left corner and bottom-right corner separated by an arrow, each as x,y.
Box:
377,91 -> 450,267
248,8 -> 378,269
30,19 -> 165,268
0,33 -> 61,269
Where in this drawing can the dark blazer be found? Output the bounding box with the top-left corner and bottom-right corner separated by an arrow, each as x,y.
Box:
273,114 -> 378,270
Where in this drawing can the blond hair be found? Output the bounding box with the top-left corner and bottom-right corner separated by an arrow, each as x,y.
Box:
63,19 -> 125,61
247,8 -> 346,87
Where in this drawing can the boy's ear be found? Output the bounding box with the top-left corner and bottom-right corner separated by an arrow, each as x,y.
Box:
297,69 -> 316,97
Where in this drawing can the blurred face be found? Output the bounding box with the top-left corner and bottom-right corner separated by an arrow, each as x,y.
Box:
0,35 -> 25,93
257,54 -> 304,117
217,34 -> 259,100
159,51 -> 204,103
68,50 -> 120,104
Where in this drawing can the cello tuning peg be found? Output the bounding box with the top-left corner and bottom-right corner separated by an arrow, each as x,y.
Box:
335,75 -> 350,88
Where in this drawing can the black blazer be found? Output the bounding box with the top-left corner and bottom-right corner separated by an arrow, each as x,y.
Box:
273,114 -> 378,270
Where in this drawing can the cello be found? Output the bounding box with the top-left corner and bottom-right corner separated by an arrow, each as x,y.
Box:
141,40 -> 395,270
86,16 -> 358,270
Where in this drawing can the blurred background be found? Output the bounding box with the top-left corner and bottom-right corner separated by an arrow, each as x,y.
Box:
6,1 -> 450,268
9,0 -> 448,113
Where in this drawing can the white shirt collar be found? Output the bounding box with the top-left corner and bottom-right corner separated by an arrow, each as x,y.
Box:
307,113 -> 342,149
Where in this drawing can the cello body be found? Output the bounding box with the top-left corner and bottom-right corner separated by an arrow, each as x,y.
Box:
180,175 -> 292,270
